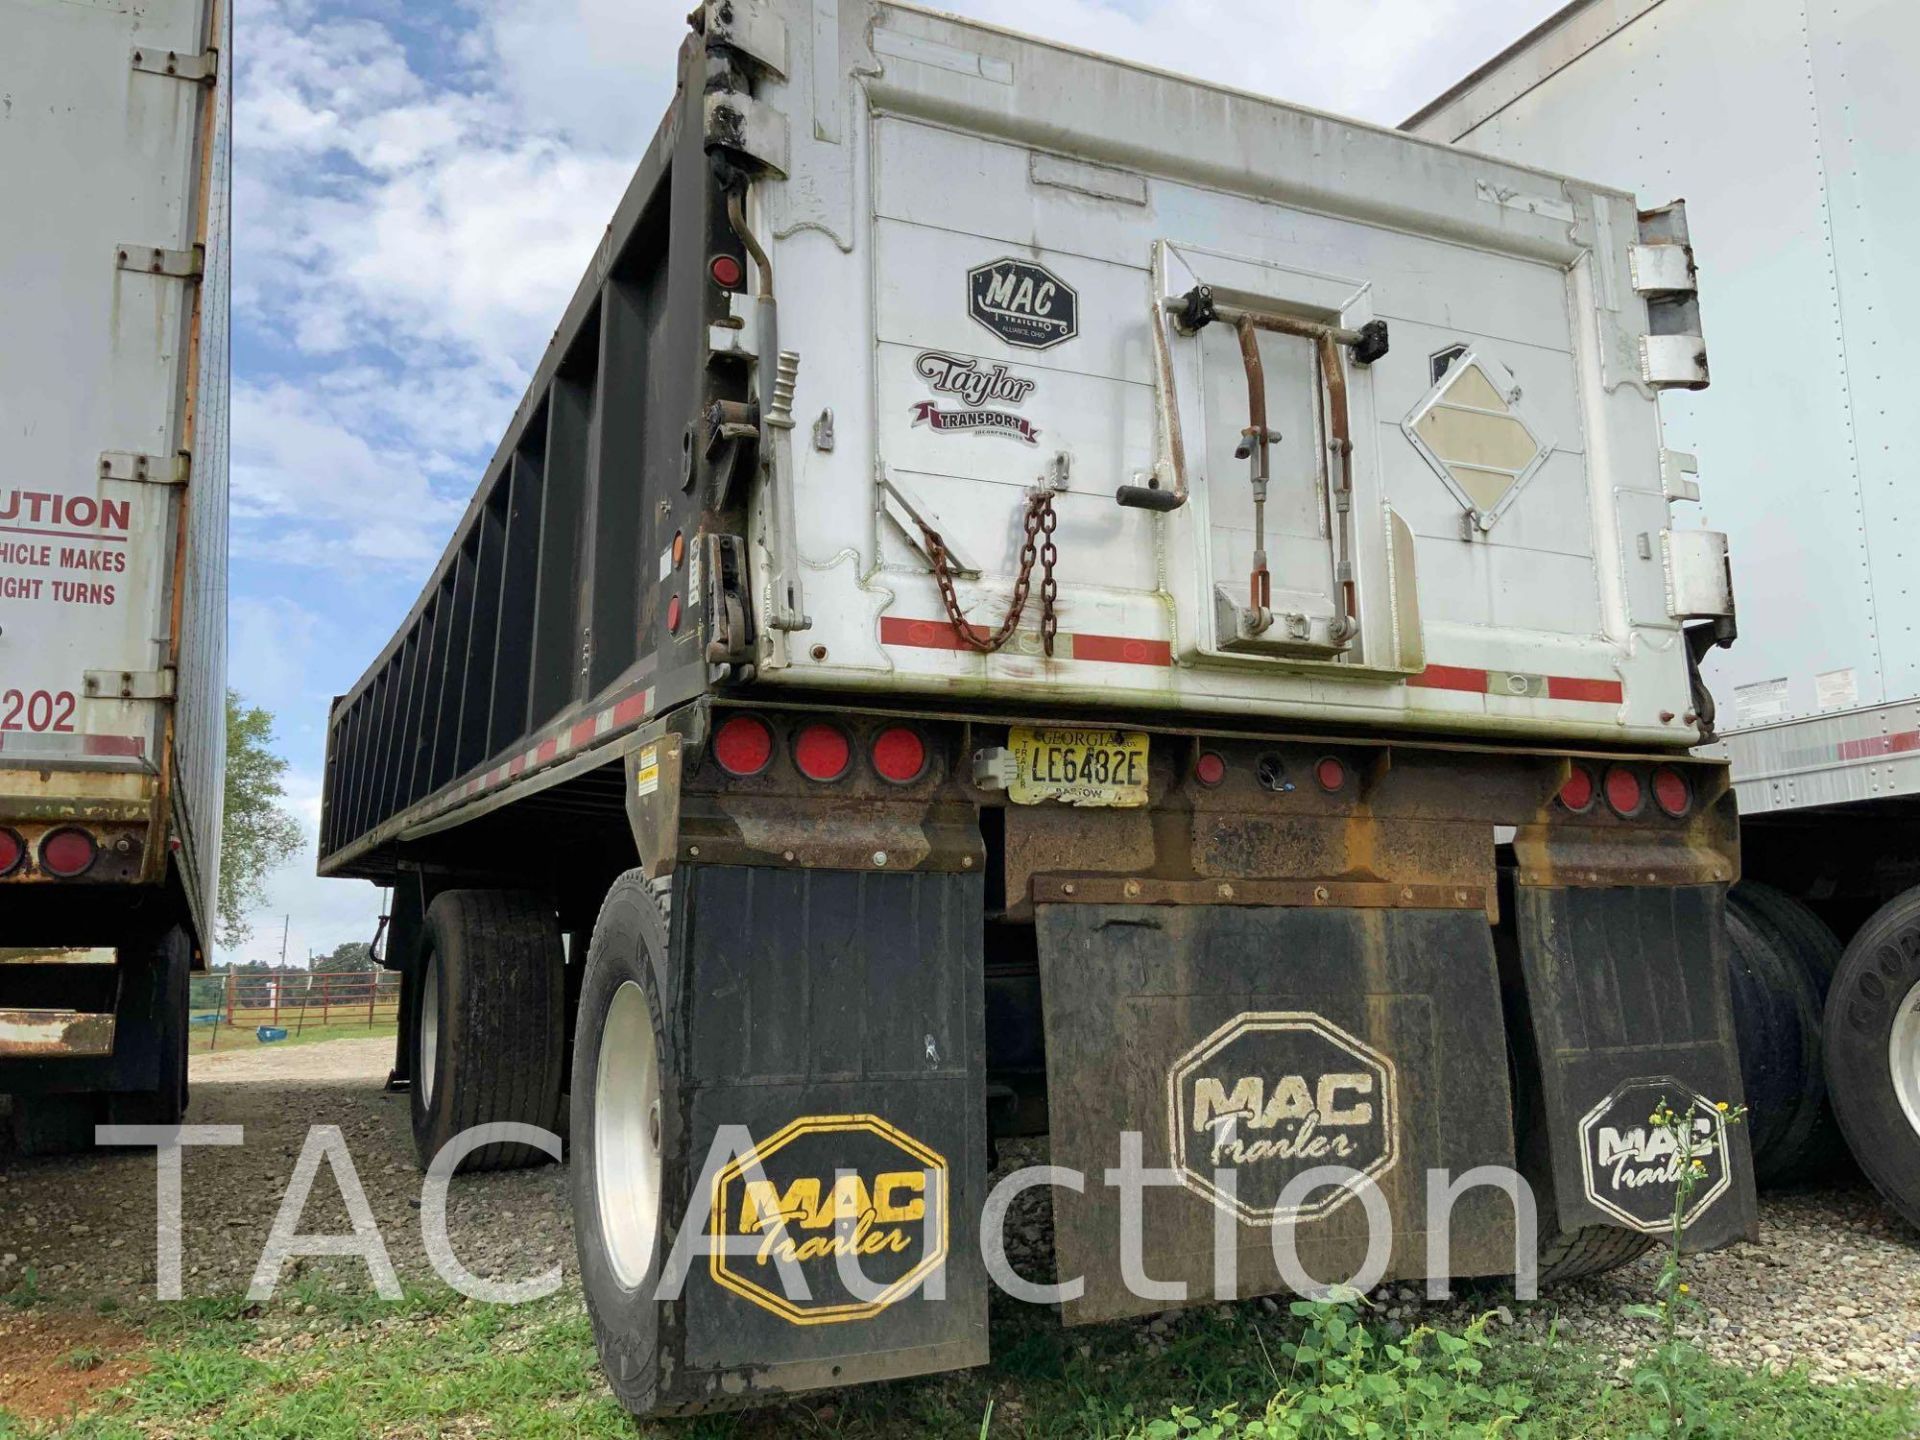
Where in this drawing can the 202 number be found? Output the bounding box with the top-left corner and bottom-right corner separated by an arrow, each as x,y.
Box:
0,689 -> 77,733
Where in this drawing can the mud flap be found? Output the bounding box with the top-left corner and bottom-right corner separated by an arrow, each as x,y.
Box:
1037,903 -> 1518,1326
669,865 -> 988,1402
1511,884 -> 1757,1248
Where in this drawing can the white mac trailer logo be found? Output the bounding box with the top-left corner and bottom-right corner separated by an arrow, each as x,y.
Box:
1166,1012 -> 1400,1225
1577,1076 -> 1731,1233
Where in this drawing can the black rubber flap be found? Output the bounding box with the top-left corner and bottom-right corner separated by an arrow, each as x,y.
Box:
1512,883 -> 1757,1248
674,865 -> 988,1394
1036,903 -> 1517,1325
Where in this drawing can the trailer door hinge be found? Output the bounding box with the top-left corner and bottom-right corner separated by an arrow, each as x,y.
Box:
702,0 -> 788,79
704,91 -> 789,178
130,45 -> 218,84
99,450 -> 189,486
115,244 -> 203,281
83,668 -> 176,702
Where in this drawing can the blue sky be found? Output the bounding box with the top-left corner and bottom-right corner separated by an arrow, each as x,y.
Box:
229,0 -> 1567,963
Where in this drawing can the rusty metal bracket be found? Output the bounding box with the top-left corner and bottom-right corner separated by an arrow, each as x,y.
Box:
99,450 -> 189,486
1031,876 -> 1486,909
130,45 -> 218,83
115,244 -> 203,281
0,1009 -> 117,1059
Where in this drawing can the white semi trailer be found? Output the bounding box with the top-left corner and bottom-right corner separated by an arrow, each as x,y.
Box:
1408,0 -> 1920,1233
0,0 -> 230,1148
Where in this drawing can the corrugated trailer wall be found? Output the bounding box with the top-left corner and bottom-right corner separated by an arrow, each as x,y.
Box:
319,32 -> 743,874
170,0 -> 231,944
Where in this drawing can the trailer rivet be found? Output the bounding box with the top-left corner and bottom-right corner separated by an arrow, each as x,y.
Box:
810,645 -> 828,661
1124,879 -> 1141,898
961,856 -> 973,869
872,850 -> 888,867
689,846 -> 700,857
1062,882 -> 1076,896
782,850 -> 795,862
1218,883 -> 1235,899
1400,887 -> 1414,902
1313,886 -> 1330,902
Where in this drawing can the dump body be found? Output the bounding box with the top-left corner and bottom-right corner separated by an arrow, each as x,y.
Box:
1406,0 -> 1920,823
319,0 -> 1729,875
0,0 -> 228,1071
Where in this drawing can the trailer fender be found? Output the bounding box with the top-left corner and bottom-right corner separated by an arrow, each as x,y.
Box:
1509,883 -> 1757,1249
1035,900 -> 1518,1326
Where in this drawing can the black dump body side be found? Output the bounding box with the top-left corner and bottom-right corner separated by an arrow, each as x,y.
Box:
317,28 -> 753,885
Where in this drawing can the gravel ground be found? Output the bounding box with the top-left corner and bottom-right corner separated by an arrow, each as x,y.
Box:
0,1040 -> 1915,1392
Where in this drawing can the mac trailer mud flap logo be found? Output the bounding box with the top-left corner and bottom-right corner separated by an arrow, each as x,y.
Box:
968,258 -> 1078,350
1167,1013 -> 1400,1225
709,1115 -> 948,1325
1577,1078 -> 1732,1234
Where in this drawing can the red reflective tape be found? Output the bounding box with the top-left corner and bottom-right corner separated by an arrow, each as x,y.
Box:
612,692 -> 649,726
1546,675 -> 1625,704
509,754 -> 527,776
1839,730 -> 1920,762
1070,632 -> 1173,667
535,738 -> 558,763
1408,664 -> 1487,693
569,717 -> 599,749
881,615 -> 1170,665
80,735 -> 144,756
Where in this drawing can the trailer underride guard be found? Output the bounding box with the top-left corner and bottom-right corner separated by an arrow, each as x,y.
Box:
318,2 -> 1751,1414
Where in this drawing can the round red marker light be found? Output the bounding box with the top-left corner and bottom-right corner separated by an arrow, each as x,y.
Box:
40,827 -> 98,878
1652,766 -> 1692,818
709,254 -> 744,290
0,827 -> 23,877
713,714 -> 773,777
666,595 -> 682,634
1558,765 -> 1597,813
1194,751 -> 1227,787
1604,765 -> 1645,818
1314,756 -> 1348,793
870,726 -> 927,784
794,723 -> 851,782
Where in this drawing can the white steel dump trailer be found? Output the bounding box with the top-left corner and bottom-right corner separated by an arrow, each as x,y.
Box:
0,0 -> 229,1150
321,0 -> 1757,1413
1407,0 -> 1920,1244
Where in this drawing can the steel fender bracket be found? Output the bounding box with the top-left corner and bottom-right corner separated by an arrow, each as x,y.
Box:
1035,903 -> 1517,1326
703,0 -> 788,79
668,864 -> 987,1401
1508,882 -> 1758,1248
622,725 -> 688,878
1662,528 -> 1733,620
704,90 -> 790,179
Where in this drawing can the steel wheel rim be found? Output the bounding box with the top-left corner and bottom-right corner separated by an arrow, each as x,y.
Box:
1892,976 -> 1920,1140
596,979 -> 662,1290
419,953 -> 440,1109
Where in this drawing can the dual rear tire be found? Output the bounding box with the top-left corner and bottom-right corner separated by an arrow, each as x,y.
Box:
1824,888 -> 1920,1232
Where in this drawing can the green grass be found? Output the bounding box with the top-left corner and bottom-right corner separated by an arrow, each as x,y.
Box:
190,1018 -> 397,1055
1,1281 -> 1912,1440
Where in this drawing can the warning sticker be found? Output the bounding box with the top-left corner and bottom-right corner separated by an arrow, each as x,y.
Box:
1732,676 -> 1790,728
634,743 -> 660,797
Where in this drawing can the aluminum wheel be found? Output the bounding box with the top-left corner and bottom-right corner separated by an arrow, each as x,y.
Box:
1893,976 -> 1920,1139
596,979 -> 662,1289
419,953 -> 440,1108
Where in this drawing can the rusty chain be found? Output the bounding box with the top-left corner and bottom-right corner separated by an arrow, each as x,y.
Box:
917,489 -> 1059,656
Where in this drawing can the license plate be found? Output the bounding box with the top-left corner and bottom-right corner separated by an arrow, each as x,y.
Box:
1008,726 -> 1149,808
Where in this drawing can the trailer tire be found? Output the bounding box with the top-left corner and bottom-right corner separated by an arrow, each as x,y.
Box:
1537,1222 -> 1654,1284
572,871 -> 677,1419
1823,888 -> 1920,1232
409,890 -> 566,1174
107,927 -> 191,1129
1723,892 -> 1845,1186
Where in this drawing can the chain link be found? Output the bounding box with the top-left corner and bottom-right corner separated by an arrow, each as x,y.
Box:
917,489 -> 1059,656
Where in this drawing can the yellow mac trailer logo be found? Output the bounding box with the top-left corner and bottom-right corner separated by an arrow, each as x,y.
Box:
709,1115 -> 949,1325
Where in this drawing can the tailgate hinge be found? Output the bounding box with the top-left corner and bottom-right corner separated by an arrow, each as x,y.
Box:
115,244 -> 203,281
99,450 -> 189,486
83,667 -> 176,702
130,45 -> 218,84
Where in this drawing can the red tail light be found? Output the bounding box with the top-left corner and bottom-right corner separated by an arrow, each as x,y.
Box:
1559,765 -> 1597,813
1652,766 -> 1692,818
870,726 -> 927,784
1604,766 -> 1644,818
713,714 -> 773,777
1314,756 -> 1348,793
40,827 -> 98,878
1194,752 -> 1227,787
709,254 -> 744,290
0,827 -> 23,877
793,723 -> 851,782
